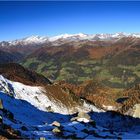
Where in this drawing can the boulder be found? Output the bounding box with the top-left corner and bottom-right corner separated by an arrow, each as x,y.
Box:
51,121 -> 61,127
78,112 -> 91,120
0,135 -> 8,140
0,115 -> 2,123
46,106 -> 53,112
131,104 -> 140,118
77,117 -> 90,123
52,127 -> 61,133
0,99 -> 3,110
39,137 -> 46,140
71,112 -> 92,123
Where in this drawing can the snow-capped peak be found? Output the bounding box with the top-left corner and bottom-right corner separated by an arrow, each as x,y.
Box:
49,33 -> 88,41
76,33 -> 88,37
24,35 -> 44,42
131,33 -> 140,38
111,32 -> 129,38
23,35 -> 48,44
8,35 -> 48,46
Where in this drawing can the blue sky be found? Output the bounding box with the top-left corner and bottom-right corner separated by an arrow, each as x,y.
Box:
0,1 -> 140,41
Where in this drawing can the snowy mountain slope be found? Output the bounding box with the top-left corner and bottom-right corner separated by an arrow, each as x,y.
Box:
0,75 -> 69,114
0,75 -> 102,114
12,81 -> 68,114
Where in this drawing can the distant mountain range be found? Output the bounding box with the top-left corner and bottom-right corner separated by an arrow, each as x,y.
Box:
1,32 -> 140,47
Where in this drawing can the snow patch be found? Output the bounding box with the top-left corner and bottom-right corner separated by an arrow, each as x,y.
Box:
77,118 -> 90,123
103,104 -> 116,111
11,81 -> 70,114
0,75 -> 69,114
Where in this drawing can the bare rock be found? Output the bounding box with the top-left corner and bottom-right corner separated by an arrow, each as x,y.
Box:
52,127 -> 61,133
0,115 -> 2,123
52,121 -> 61,127
71,112 -> 92,123
78,112 -> 91,120
0,99 -> 3,110
39,137 -> 46,140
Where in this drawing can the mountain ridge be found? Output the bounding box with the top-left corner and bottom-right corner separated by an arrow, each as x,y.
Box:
1,32 -> 140,46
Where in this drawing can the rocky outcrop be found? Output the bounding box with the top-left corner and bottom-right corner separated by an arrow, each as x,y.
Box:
0,76 -> 15,97
59,80 -> 119,111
